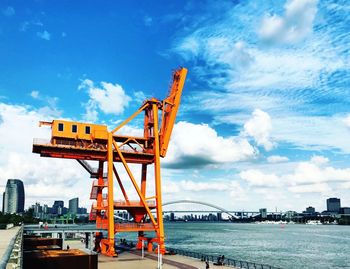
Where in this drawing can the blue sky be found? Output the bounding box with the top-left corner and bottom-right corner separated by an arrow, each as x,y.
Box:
0,0 -> 350,213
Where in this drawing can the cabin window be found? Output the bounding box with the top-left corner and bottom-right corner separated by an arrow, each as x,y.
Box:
58,123 -> 64,132
85,126 -> 91,134
72,125 -> 77,133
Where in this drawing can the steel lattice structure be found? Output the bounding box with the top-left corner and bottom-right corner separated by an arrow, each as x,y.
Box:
33,68 -> 187,256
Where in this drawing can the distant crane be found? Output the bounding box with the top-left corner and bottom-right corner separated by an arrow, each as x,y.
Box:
33,68 -> 188,256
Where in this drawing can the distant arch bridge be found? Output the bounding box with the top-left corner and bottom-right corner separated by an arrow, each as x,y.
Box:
162,200 -> 239,219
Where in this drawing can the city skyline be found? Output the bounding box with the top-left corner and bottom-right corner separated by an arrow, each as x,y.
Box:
30,197 -> 87,220
0,0 -> 350,212
25,195 -> 349,216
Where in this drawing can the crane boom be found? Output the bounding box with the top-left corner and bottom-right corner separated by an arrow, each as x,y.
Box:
159,67 -> 187,157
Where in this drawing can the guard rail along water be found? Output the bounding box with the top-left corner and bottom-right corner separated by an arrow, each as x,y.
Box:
166,247 -> 282,269
0,226 -> 23,269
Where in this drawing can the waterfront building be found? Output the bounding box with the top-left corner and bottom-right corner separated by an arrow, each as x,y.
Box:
69,197 -> 79,214
304,206 -> 316,214
2,192 -> 5,213
285,211 -> 297,219
217,212 -> 222,221
43,204 -> 49,214
327,198 -> 341,213
170,212 -> 175,221
78,207 -> 87,214
260,208 -> 267,219
57,206 -> 68,216
34,202 -> 43,218
52,200 -> 64,215
340,207 -> 350,214
3,179 -> 25,214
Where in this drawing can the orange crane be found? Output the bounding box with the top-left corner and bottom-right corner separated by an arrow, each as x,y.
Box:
33,67 -> 188,256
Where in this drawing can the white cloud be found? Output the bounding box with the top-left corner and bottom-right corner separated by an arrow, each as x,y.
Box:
229,48 -> 341,90
175,36 -> 200,60
0,103 -> 91,209
27,90 -> 61,117
79,79 -> 131,121
163,180 -> 181,194
243,109 -> 274,151
37,30 -> 51,41
3,6 -> 15,17
134,91 -> 147,103
164,121 -> 257,168
239,169 -> 279,187
30,90 -> 40,99
310,155 -> 329,165
84,100 -> 99,122
267,155 -> 289,163
343,114 -> 350,129
204,39 -> 253,69
288,183 -> 331,193
229,181 -> 248,202
273,115 -> 350,153
162,178 -> 249,205
179,180 -> 228,192
285,156 -> 350,185
259,0 -> 319,43
340,182 -> 350,189
235,155 -> 350,196
174,0 -> 348,99
216,113 -> 350,154
115,125 -> 143,137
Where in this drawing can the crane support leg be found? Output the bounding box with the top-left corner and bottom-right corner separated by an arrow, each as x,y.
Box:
96,161 -> 104,228
101,133 -> 116,256
141,164 -> 147,197
152,103 -> 165,254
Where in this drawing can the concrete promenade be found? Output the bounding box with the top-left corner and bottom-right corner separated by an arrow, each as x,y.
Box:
67,240 -> 234,269
0,229 -> 235,268
0,227 -> 20,262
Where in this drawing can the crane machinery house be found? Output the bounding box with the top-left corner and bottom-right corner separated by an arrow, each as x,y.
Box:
39,120 -> 108,148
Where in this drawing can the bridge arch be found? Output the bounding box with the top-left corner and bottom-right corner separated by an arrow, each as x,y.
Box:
162,200 -> 237,219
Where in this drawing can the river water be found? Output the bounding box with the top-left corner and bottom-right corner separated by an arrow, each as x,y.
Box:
162,222 -> 350,269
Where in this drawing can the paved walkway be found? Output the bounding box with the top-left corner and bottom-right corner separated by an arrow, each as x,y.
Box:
66,240 -> 233,269
129,249 -> 198,269
0,227 -> 20,262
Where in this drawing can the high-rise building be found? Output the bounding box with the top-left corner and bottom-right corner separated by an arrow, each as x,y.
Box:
3,179 -> 25,214
217,212 -> 222,221
69,197 -> 79,214
327,198 -> 341,213
43,204 -> 49,214
52,200 -> 64,215
260,208 -> 267,219
34,202 -> 42,218
2,192 -> 5,213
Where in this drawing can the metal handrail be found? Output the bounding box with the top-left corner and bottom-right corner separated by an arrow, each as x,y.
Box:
0,226 -> 23,269
166,247 -> 282,269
